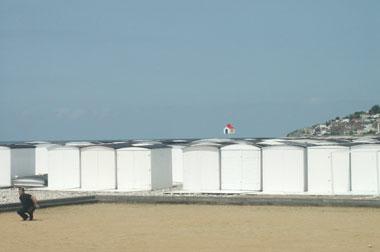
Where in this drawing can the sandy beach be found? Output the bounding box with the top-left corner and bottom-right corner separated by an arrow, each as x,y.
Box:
1,203 -> 379,252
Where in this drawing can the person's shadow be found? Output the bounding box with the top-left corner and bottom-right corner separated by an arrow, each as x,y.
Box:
21,219 -> 43,222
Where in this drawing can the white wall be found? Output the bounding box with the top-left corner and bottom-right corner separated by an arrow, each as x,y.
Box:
307,146 -> 350,194
35,144 -> 57,175
351,144 -> 380,194
117,147 -> 172,190
35,147 -> 48,175
221,144 -> 261,191
171,146 -> 183,184
183,146 -> 220,191
151,148 -> 172,189
48,147 -> 80,189
11,148 -> 36,178
0,147 -> 11,187
117,148 -> 151,190
262,145 -> 306,193
81,146 -> 116,190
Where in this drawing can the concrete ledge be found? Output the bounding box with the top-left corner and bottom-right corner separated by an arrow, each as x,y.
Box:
95,195 -> 380,208
0,196 -> 98,213
2,195 -> 380,213
0,186 -> 12,189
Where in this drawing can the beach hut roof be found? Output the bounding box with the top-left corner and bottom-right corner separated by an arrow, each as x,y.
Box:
350,143 -> 380,149
6,144 -> 36,149
116,143 -> 170,150
65,141 -> 95,146
221,143 -> 261,150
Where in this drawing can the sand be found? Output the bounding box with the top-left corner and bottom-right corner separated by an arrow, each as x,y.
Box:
0,203 -> 379,252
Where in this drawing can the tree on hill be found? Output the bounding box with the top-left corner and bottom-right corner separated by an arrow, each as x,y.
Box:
369,104 -> 380,115
349,111 -> 365,120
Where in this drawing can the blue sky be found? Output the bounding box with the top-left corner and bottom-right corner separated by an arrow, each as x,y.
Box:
0,0 -> 379,141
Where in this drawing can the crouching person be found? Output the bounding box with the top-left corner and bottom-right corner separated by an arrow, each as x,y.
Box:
17,187 -> 39,221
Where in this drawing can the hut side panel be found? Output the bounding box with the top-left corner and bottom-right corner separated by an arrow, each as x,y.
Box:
48,148 -> 80,189
151,148 -> 172,190
81,148 -> 116,190
62,150 -> 81,189
35,147 -> 49,175
262,147 -> 305,193
241,150 -> 261,191
171,148 -> 184,183
351,149 -> 380,194
133,151 -> 151,189
200,149 -> 220,191
81,150 -> 98,190
117,150 -> 151,190
183,149 -> 202,191
183,146 -> 220,191
331,151 -> 350,193
97,150 -> 116,189
11,149 -> 36,178
221,149 -> 261,191
0,148 -> 11,187
116,150 -> 134,190
307,147 -> 350,194
221,150 -> 241,190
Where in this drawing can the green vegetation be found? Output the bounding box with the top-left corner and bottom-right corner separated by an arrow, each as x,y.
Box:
349,111 -> 365,120
346,104 -> 380,119
369,105 -> 380,115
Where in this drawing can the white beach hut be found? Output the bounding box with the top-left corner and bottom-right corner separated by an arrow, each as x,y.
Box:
35,143 -> 58,175
262,144 -> 307,193
350,144 -> 380,195
116,144 -> 172,190
183,143 -> 221,192
221,143 -> 262,191
48,146 -> 81,189
307,145 -> 350,194
10,145 -> 36,178
0,146 -> 11,187
80,146 -> 116,190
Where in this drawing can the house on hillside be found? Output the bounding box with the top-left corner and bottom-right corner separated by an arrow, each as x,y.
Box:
360,113 -> 370,120
224,124 -> 236,135
312,124 -> 328,136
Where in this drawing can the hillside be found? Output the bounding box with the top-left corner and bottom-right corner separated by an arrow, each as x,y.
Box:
287,105 -> 380,137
